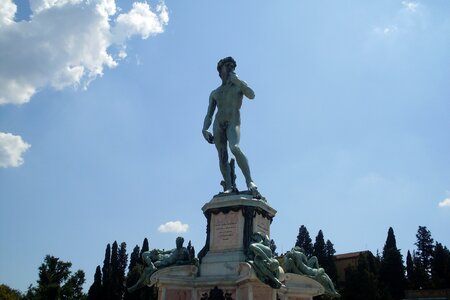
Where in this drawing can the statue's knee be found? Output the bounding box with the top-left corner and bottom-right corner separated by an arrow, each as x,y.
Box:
229,144 -> 241,155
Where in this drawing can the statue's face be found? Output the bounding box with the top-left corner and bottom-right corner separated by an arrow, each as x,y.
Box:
220,62 -> 235,80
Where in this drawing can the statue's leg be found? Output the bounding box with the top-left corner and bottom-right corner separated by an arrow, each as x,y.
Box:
308,256 -> 319,269
227,124 -> 256,190
213,124 -> 232,191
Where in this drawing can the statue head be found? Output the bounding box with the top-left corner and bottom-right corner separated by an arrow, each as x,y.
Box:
176,236 -> 184,249
217,56 -> 236,78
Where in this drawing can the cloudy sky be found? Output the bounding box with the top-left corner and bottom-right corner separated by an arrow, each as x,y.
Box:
1,0 -> 449,292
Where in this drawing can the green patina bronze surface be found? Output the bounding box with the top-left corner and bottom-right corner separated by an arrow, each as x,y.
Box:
247,232 -> 284,289
202,57 -> 260,197
284,247 -> 340,297
127,237 -> 196,293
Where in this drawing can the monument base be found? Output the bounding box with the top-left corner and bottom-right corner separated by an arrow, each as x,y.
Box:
149,265 -> 324,300
146,194 -> 325,299
150,263 -> 277,300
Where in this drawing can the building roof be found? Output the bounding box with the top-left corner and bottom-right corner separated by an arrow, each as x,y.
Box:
335,250 -> 371,260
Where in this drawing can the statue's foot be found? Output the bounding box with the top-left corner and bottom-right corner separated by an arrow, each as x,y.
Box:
247,181 -> 257,191
223,189 -> 234,194
247,182 -> 262,199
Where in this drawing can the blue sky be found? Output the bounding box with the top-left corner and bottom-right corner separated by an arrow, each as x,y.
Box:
1,0 -> 449,292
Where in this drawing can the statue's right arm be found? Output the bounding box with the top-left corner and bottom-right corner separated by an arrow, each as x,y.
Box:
202,92 -> 216,143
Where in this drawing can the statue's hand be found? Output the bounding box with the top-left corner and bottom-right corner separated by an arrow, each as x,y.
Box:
202,130 -> 214,144
228,72 -> 241,86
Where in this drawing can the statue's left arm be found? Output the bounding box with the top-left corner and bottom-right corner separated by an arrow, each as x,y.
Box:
229,72 -> 255,99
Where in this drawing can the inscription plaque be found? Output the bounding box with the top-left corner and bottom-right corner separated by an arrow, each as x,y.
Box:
210,211 -> 243,250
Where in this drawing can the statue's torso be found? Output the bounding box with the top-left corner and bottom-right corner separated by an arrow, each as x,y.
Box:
212,83 -> 243,125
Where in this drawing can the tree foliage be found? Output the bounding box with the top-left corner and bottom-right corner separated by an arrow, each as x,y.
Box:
378,227 -> 405,300
324,239 -> 338,283
139,238 -> 149,265
128,245 -> 140,273
24,255 -> 86,300
341,253 -> 380,300
87,266 -> 102,300
295,225 -> 313,257
313,230 -> 326,267
406,250 -> 415,289
0,284 -> 23,300
431,242 -> 450,288
415,226 -> 434,277
406,226 -> 435,289
101,244 -> 111,300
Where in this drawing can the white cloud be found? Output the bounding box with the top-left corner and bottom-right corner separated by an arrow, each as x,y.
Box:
373,25 -> 399,36
158,221 -> 189,233
113,2 -> 169,42
0,132 -> 31,168
402,1 -> 419,13
0,0 -> 16,27
438,198 -> 450,208
0,0 -> 169,105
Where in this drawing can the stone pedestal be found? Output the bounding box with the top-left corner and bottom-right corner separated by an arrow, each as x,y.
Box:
198,194 -> 276,278
147,194 -> 325,300
150,263 -> 278,300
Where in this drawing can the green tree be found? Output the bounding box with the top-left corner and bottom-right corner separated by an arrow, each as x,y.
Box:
415,226 -> 434,275
111,242 -> 127,300
341,253 -> 380,300
412,250 -> 429,289
313,230 -> 326,266
406,250 -> 415,289
139,238 -> 149,265
0,284 -> 23,300
101,244 -> 111,300
378,227 -> 405,300
324,239 -> 338,283
110,241 -> 120,300
124,245 -> 141,300
295,225 -> 313,257
25,255 -> 86,300
87,266 -> 102,300
128,245 -> 140,273
413,226 -> 434,288
431,242 -> 450,288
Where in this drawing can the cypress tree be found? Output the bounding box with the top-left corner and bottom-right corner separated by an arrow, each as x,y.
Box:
128,245 -> 140,273
102,244 -> 111,300
313,230 -> 326,267
295,225 -> 313,257
88,266 -> 103,300
125,245 -> 141,300
406,250 -> 414,288
379,227 -> 405,300
325,239 -> 338,282
110,241 -> 121,300
139,238 -> 149,264
117,242 -> 128,298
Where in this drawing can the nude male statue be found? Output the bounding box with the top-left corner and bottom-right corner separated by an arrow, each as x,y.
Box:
202,57 -> 258,195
